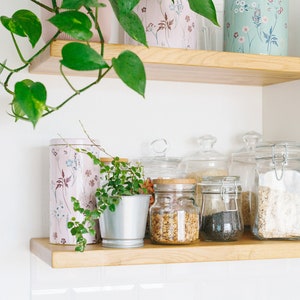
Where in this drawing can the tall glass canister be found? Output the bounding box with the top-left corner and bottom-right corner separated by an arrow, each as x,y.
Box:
224,0 -> 289,55
253,142 -> 300,240
229,131 -> 262,227
49,138 -> 101,245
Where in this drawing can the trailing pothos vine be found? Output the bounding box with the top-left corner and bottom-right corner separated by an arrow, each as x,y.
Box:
68,149 -> 152,252
0,0 -> 218,127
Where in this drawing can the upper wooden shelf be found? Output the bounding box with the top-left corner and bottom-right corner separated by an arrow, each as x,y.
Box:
29,40 -> 300,86
30,232 -> 300,269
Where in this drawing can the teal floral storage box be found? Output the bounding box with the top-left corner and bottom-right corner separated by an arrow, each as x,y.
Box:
224,0 -> 288,55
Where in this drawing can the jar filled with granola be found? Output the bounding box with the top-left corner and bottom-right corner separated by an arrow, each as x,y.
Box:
150,178 -> 199,245
253,142 -> 300,240
229,131 -> 262,228
200,176 -> 244,242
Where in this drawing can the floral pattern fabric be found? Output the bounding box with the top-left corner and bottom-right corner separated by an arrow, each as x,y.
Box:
49,141 -> 100,245
224,0 -> 288,55
128,0 -> 199,49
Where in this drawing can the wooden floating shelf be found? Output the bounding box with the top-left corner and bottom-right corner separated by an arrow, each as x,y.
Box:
30,232 -> 300,269
29,40 -> 300,86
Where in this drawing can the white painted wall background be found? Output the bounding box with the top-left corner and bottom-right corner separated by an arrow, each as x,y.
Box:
0,1 -> 299,299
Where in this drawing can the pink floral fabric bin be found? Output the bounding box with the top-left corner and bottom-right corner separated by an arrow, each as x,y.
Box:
127,0 -> 200,49
49,139 -> 100,245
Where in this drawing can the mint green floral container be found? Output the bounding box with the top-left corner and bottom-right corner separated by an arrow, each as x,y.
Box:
224,0 -> 288,55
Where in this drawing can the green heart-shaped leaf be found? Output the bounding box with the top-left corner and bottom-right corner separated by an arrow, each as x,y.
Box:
49,11 -> 93,41
109,0 -> 139,14
188,0 -> 219,26
0,10 -> 41,47
112,50 -> 146,97
60,42 -> 109,70
109,0 -> 147,47
14,80 -> 47,127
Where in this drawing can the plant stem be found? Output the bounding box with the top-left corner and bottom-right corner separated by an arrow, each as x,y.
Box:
42,65 -> 113,117
30,0 -> 57,13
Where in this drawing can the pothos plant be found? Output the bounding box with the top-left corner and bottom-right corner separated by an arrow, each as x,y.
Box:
68,148 -> 152,252
0,0 -> 218,128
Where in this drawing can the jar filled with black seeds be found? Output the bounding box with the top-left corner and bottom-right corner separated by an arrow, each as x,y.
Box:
199,176 -> 244,242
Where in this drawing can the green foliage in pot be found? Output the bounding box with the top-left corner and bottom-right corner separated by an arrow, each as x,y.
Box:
68,149 -> 152,252
0,0 -> 218,128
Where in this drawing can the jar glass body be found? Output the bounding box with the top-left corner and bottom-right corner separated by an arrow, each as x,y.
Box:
179,135 -> 229,208
229,131 -> 262,227
253,143 -> 300,240
150,179 -> 199,245
200,176 -> 244,242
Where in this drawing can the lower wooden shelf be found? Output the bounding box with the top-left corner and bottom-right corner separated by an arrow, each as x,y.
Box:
30,232 -> 300,268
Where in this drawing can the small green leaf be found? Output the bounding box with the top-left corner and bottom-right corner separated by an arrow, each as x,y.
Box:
67,222 -> 74,228
60,42 -> 109,71
109,0 -> 147,46
0,10 -> 41,47
49,11 -> 93,41
112,50 -> 146,97
188,0 -> 219,26
61,0 -> 103,10
13,80 -> 47,127
0,59 -> 7,75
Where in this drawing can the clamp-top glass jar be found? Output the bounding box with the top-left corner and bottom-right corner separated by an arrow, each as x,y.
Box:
200,176 -> 244,242
229,131 -> 262,227
150,178 -> 199,245
253,142 -> 300,240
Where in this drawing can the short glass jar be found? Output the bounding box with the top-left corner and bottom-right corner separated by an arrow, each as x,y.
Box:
200,176 -> 244,242
150,178 -> 199,245
253,142 -> 300,240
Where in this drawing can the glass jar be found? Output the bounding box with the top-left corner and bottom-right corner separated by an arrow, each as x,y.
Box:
200,176 -> 244,242
139,138 -> 183,180
137,138 -> 183,238
229,131 -> 262,227
253,142 -> 300,240
179,135 -> 229,208
150,178 -> 199,245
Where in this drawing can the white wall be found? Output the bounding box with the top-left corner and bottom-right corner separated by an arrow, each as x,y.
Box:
0,0 -> 298,299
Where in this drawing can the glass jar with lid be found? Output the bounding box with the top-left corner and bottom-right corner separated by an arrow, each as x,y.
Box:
139,138 -> 183,180
179,134 -> 229,207
253,142 -> 300,240
200,176 -> 244,242
137,138 -> 183,237
229,131 -> 262,227
150,178 -> 199,245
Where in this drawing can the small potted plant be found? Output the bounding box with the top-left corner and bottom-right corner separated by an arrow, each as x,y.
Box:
67,146 -> 152,252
